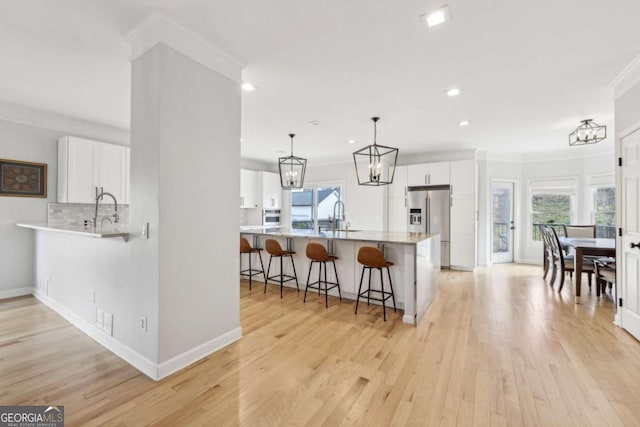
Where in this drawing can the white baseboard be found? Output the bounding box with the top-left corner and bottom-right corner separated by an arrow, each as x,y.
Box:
31,289 -> 243,381
32,289 -> 160,379
450,265 -> 475,272
0,287 -> 34,300
157,327 -> 243,379
403,314 -> 415,325
516,258 -> 541,265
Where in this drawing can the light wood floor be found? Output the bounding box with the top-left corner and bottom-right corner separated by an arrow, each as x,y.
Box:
1,265 -> 640,426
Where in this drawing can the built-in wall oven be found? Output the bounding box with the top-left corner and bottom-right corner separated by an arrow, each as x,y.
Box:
263,209 -> 281,226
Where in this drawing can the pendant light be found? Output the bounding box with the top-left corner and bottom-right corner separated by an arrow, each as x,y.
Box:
278,133 -> 307,189
569,119 -> 606,146
353,117 -> 398,186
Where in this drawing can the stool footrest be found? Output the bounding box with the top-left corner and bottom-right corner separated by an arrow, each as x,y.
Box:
306,280 -> 340,293
241,268 -> 265,277
358,289 -> 394,303
266,274 -> 297,284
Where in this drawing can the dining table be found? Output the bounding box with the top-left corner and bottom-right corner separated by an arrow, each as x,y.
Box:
559,237 -> 616,303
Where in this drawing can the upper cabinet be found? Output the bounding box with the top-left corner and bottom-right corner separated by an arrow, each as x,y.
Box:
261,171 -> 282,209
389,165 -> 408,198
58,136 -> 129,204
240,169 -> 257,208
407,161 -> 450,186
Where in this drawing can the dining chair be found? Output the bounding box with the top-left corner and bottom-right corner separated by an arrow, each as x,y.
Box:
594,257 -> 616,298
563,224 -> 596,238
545,226 -> 594,292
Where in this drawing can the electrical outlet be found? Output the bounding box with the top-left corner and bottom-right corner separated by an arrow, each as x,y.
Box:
104,312 -> 113,336
95,308 -> 104,328
140,316 -> 147,332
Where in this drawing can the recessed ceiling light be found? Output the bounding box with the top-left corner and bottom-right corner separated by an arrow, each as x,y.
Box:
276,150 -> 286,154
241,82 -> 256,92
347,139 -> 356,144
446,87 -> 460,97
459,120 -> 470,127
308,120 -> 320,126
423,6 -> 450,28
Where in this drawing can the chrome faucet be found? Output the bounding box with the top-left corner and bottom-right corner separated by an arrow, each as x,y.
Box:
93,191 -> 119,227
331,200 -> 345,232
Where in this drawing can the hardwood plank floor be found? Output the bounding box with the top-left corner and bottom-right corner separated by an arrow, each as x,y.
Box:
1,265 -> 639,426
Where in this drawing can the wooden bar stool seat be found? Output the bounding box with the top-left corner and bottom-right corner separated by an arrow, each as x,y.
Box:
264,238 -> 299,298
240,237 -> 265,290
304,242 -> 342,308
355,246 -> 396,321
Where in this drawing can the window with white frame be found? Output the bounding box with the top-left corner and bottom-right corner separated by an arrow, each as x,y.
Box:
528,178 -> 577,242
589,174 -> 616,238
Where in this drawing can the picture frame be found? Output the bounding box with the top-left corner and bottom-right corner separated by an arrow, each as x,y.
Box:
0,158 -> 47,198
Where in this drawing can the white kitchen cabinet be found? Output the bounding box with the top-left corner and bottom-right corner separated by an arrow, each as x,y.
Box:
407,161 -> 450,186
389,165 -> 408,198
261,171 -> 282,209
449,159 -> 476,270
58,136 -> 130,204
450,159 -> 475,196
388,196 -> 408,232
240,169 -> 257,208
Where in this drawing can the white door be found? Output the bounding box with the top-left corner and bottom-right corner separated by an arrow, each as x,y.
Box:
620,128 -> 640,340
492,181 -> 515,263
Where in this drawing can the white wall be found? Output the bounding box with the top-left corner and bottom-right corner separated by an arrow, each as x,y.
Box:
0,117 -> 128,298
131,44 -> 241,366
0,120 -> 58,297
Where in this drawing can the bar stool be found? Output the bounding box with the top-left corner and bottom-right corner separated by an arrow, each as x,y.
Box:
304,242 -> 342,308
240,237 -> 265,290
355,246 -> 396,321
264,239 -> 299,298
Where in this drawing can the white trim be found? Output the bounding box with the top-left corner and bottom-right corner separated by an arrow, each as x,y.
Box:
126,10 -> 245,83
0,287 -> 34,300
403,314 -> 416,325
450,266 -> 474,272
157,328 -> 243,379
610,53 -> 640,100
32,289 -> 159,380
617,118 -> 640,139
516,258 -> 541,265
0,100 -> 129,145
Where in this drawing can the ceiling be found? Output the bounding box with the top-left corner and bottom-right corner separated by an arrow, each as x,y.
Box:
1,0 -> 639,164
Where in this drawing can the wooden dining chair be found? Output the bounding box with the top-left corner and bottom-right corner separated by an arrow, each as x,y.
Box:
563,224 -> 596,238
594,258 -> 616,298
544,226 -> 594,292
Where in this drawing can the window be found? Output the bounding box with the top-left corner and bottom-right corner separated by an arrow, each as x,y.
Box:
291,185 -> 343,231
589,174 -> 615,238
528,178 -> 576,242
593,186 -> 615,238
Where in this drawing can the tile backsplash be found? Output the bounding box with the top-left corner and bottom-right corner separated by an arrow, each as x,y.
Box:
48,203 -> 130,226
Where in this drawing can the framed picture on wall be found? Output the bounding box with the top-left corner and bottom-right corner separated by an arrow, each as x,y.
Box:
0,158 -> 47,198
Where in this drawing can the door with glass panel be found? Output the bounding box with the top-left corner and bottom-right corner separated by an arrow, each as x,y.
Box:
492,181 -> 515,263
290,185 -> 342,231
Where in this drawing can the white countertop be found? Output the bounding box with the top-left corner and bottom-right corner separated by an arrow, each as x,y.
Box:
17,222 -> 129,241
240,227 -> 436,245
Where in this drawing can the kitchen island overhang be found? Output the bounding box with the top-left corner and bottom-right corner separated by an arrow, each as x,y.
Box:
240,228 -> 441,325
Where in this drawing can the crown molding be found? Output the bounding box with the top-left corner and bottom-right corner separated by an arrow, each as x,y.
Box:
126,10 -> 246,83
0,100 -> 129,145
610,52 -> 640,100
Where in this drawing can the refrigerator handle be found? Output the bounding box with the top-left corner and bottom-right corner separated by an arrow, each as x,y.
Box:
426,197 -> 430,233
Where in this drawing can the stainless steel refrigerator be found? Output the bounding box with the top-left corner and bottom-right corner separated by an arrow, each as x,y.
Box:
407,185 -> 450,268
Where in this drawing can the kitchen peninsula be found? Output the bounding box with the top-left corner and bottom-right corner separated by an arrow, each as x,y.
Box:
240,227 -> 441,325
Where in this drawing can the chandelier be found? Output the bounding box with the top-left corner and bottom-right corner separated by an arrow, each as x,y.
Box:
352,117 -> 398,186
569,119 -> 606,146
278,133 -> 307,189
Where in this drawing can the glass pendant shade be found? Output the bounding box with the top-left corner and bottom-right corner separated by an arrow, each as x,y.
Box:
569,119 -> 606,146
279,133 -> 307,189
353,117 -> 398,186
